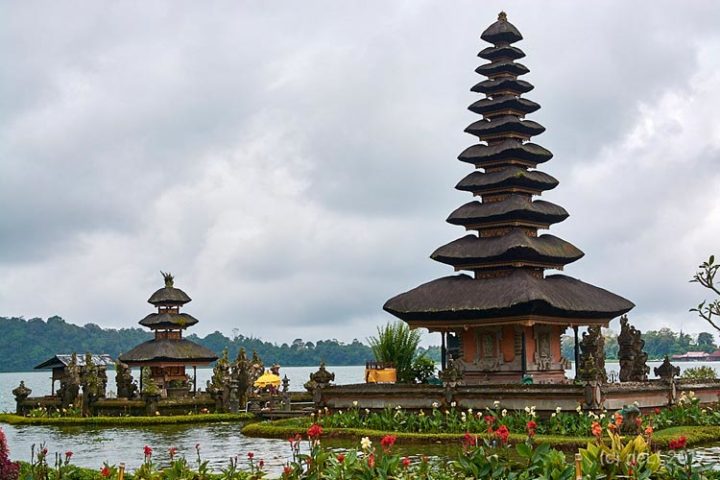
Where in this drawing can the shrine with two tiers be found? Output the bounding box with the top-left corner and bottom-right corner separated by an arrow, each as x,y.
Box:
384,13 -> 634,384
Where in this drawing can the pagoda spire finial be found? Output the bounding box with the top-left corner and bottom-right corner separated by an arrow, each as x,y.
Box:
161,271 -> 174,288
498,11 -> 507,21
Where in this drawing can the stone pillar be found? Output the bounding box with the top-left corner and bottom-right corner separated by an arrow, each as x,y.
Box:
12,381 -> 31,415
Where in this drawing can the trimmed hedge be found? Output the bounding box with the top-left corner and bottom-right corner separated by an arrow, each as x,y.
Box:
241,419 -> 720,450
0,412 -> 255,426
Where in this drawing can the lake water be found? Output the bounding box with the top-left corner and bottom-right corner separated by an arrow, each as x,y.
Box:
3,361 -> 720,472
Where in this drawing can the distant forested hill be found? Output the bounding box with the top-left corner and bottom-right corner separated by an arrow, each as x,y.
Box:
0,316 -> 439,372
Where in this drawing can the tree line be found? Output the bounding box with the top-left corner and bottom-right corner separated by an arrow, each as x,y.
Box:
0,316 -> 438,373
561,327 -> 718,361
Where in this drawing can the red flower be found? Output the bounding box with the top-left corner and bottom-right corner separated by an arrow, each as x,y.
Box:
307,424 -> 323,440
380,434 -> 397,451
143,445 -> 152,458
247,452 -> 254,460
495,425 -> 510,445
336,453 -> 345,463
258,459 -> 264,469
41,448 -> 48,456
668,436 -> 687,450
100,466 -> 111,478
367,453 -> 375,468
526,420 -> 537,438
283,465 -> 293,477
168,447 -> 177,460
591,421 -> 602,438
635,417 -> 643,427
65,451 -> 73,459
463,432 -> 477,448
402,457 -> 411,469
654,407 -> 662,415
614,412 -> 624,427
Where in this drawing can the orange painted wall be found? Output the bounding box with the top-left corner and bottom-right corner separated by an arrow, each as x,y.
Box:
524,326 -> 535,361
501,326 -> 515,363
551,326 -> 562,361
462,331 -> 476,362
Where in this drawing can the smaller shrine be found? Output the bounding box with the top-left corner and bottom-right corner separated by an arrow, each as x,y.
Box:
34,353 -> 113,396
119,272 -> 218,397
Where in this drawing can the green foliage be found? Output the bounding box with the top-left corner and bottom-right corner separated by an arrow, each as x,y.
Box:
0,316 -> 378,372
368,322 -> 422,383
141,368 -> 160,396
411,356 -> 436,384
0,412 -> 254,426
682,366 -> 718,380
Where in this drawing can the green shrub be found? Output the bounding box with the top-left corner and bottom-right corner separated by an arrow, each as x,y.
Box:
682,366 -> 717,380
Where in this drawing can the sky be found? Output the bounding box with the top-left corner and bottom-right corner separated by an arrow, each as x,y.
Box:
1,1 -> 720,346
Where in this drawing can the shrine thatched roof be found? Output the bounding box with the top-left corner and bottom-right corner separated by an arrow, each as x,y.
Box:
447,197 -> 568,228
383,271 -> 634,323
119,339 -> 217,365
458,140 -> 552,167
139,312 -> 199,329
456,166 -> 558,194
34,354 -> 114,370
431,232 -> 583,268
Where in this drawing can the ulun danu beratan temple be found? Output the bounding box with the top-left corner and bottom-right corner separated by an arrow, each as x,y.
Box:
384,12 -> 635,384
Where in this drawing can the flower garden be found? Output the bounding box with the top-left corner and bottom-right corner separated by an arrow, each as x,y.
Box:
4,392 -> 720,480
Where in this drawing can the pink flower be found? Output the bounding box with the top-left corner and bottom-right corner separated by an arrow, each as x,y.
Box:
65,451 -> 73,459
247,452 -> 254,460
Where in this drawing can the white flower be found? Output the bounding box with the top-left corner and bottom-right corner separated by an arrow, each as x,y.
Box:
556,407 -> 562,414
361,437 -> 372,450
419,410 -> 425,417
599,413 -> 605,419
396,405 -> 402,410
353,401 -> 358,407
467,408 -> 473,414
461,412 -> 467,421
365,408 -> 370,414
493,400 -> 500,407
450,401 -> 457,408
576,405 -> 582,413
338,410 -> 343,415
501,409 -> 507,417
524,406 -> 531,413
551,412 -> 556,418
432,402 -> 439,408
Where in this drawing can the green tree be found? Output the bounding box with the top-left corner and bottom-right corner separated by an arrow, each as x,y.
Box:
691,255 -> 720,333
697,332 -> 718,352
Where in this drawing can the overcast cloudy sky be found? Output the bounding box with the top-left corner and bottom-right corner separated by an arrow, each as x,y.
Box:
1,1 -> 720,346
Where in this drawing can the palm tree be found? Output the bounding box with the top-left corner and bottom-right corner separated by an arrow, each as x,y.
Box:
368,322 -> 422,383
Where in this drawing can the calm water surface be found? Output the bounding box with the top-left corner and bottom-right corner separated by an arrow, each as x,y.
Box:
4,362 -> 720,471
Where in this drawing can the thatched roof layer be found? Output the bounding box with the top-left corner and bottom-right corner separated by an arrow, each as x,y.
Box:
480,13 -> 523,44
431,232 -> 583,267
139,312 -> 199,329
478,45 -> 525,61
458,140 -> 552,166
469,96 -> 540,116
447,197 -> 568,227
475,61 -> 529,77
465,116 -> 545,138
471,78 -> 533,95
456,167 -> 558,194
148,286 -> 191,306
119,339 -> 218,364
383,271 -> 634,321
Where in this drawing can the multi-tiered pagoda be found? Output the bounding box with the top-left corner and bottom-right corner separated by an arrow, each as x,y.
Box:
384,13 -> 634,384
120,273 -> 217,396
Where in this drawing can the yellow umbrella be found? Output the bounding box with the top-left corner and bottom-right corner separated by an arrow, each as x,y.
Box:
254,370 -> 281,388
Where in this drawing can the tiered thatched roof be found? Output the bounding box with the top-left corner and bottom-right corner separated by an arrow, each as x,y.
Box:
384,13 -> 633,326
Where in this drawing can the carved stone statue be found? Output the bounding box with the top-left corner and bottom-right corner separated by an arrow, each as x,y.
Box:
577,326 -> 607,383
304,361 -> 335,392
249,350 -> 265,386
654,355 -> 680,383
618,316 -> 649,382
440,356 -> 464,387
57,353 -> 81,408
207,348 -> 230,409
81,353 -> 102,415
115,359 -> 138,399
12,381 -> 32,415
231,348 -> 252,407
